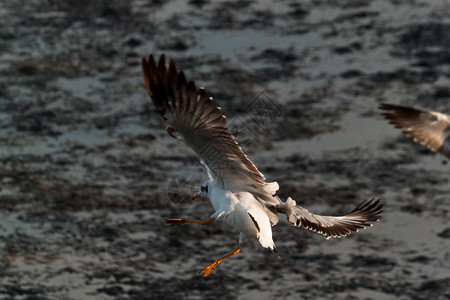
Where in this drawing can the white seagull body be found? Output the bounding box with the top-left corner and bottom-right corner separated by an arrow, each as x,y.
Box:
380,103 -> 450,159
142,54 -> 383,277
210,187 -> 278,255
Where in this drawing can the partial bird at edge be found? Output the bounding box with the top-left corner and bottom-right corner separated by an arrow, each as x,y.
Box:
380,103 -> 450,159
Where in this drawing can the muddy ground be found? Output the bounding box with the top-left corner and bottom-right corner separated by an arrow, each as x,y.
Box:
0,0 -> 449,299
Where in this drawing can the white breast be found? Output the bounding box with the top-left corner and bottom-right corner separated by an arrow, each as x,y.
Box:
209,189 -> 275,249
208,186 -> 230,213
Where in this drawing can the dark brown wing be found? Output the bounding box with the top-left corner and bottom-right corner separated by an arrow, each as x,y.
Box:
380,103 -> 450,159
142,54 -> 279,200
277,198 -> 383,239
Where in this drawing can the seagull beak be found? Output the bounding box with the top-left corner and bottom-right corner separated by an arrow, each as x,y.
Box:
192,193 -> 201,201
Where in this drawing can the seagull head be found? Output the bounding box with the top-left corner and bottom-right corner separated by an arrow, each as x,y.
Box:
193,180 -> 211,201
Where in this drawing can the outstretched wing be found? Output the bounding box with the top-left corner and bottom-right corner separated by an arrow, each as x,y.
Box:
142,54 -> 276,197
276,198 -> 383,239
380,103 -> 450,159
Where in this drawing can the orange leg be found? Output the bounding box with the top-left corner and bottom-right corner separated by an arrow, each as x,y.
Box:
165,218 -> 214,227
200,243 -> 242,277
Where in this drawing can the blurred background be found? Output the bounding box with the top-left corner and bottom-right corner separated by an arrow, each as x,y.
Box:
0,0 -> 449,299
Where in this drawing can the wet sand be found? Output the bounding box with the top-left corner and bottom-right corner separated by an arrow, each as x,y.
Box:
0,0 -> 449,299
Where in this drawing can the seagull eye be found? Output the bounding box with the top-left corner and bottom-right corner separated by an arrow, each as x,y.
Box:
201,186 -> 208,193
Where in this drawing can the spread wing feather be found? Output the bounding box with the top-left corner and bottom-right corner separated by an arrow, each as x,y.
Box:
380,103 -> 450,159
277,198 -> 383,239
142,54 -> 279,201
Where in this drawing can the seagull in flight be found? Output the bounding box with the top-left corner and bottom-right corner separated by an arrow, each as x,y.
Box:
142,54 -> 383,277
380,103 -> 450,159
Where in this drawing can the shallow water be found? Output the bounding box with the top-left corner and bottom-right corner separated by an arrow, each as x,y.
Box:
0,0 -> 449,299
